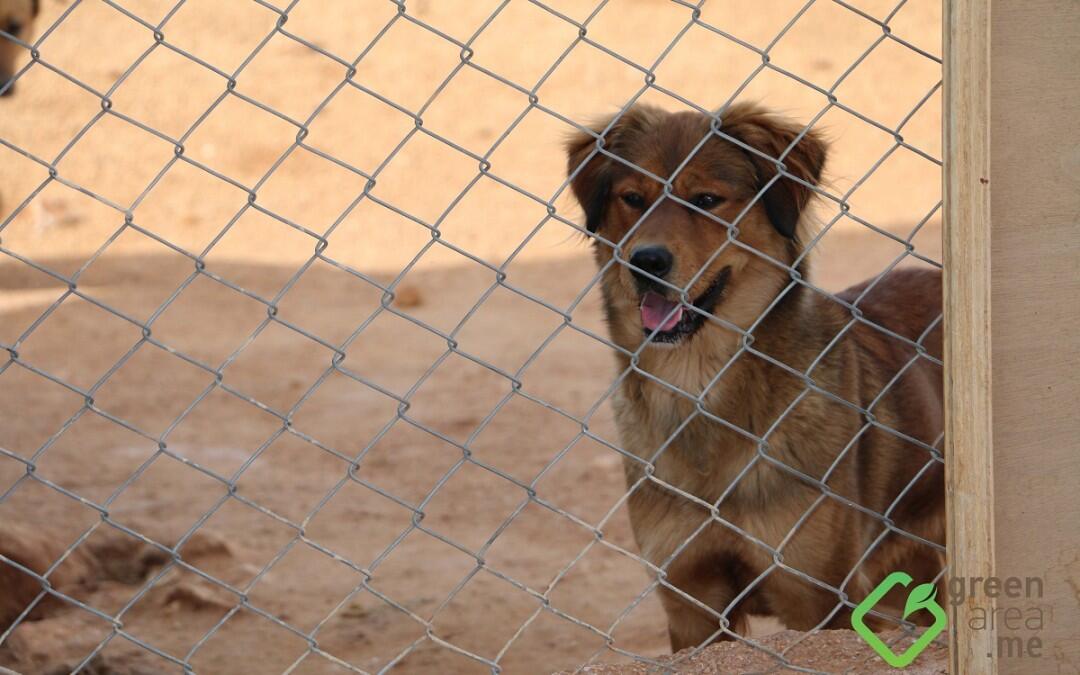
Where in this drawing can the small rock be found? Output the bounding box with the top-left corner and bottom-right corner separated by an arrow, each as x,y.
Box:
0,523 -> 98,630
32,196 -> 82,230
162,581 -> 235,612
394,284 -> 423,309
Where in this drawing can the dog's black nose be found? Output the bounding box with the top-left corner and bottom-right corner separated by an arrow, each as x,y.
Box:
629,246 -> 674,280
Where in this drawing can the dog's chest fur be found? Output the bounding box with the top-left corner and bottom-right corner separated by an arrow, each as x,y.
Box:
613,354 -> 811,566
607,307 -> 864,572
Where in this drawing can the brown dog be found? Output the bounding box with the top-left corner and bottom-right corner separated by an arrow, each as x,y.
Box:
565,103 -> 944,651
0,0 -> 38,97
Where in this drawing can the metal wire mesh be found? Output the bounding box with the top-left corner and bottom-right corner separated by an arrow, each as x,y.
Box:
0,0 -> 943,672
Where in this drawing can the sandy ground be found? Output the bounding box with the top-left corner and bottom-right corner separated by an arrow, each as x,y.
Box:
560,629 -> 947,674
0,0 -> 941,673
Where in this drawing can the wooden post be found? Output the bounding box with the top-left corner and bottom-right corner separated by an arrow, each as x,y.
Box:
945,1 -> 1080,674
943,0 -> 995,671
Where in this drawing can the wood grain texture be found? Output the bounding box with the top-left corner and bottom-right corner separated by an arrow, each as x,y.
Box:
943,0 -> 996,673
989,2 -> 1080,674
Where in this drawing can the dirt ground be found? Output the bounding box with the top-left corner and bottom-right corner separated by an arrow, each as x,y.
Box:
560,629 -> 948,674
0,0 -> 941,673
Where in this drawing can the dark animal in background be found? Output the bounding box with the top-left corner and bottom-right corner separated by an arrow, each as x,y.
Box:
0,0 -> 39,97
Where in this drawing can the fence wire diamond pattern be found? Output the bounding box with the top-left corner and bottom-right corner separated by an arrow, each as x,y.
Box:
0,0 -> 943,673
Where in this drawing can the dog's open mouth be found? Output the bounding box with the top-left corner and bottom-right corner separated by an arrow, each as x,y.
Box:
639,267 -> 732,344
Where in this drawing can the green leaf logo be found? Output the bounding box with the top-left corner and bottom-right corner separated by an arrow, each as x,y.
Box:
851,572 -> 948,668
903,582 -> 939,621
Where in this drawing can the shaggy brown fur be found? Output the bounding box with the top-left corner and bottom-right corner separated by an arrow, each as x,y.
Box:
565,103 -> 944,651
0,0 -> 38,97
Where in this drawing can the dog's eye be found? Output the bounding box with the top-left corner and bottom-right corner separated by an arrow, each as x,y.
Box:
691,193 -> 725,210
4,21 -> 22,36
621,192 -> 645,209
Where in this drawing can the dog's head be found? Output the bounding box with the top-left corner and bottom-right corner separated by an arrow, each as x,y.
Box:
566,103 -> 826,352
0,0 -> 38,97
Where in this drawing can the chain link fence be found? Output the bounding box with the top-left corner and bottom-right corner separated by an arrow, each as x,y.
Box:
0,0 -> 943,672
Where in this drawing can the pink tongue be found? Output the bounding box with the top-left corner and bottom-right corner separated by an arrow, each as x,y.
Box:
640,292 -> 683,332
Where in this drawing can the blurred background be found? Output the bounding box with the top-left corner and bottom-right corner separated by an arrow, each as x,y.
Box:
0,0 -> 941,672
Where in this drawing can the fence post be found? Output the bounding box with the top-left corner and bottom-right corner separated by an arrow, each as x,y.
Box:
943,0 -> 995,671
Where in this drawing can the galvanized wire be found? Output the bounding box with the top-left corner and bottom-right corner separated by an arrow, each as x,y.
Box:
0,0 -> 943,673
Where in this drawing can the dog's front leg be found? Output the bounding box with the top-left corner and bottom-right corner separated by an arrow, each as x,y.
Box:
659,579 -> 749,652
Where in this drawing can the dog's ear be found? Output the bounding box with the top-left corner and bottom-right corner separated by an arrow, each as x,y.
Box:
565,106 -> 660,234
719,104 -> 827,239
565,123 -> 613,234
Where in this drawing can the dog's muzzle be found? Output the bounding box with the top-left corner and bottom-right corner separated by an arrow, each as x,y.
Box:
638,266 -> 732,344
